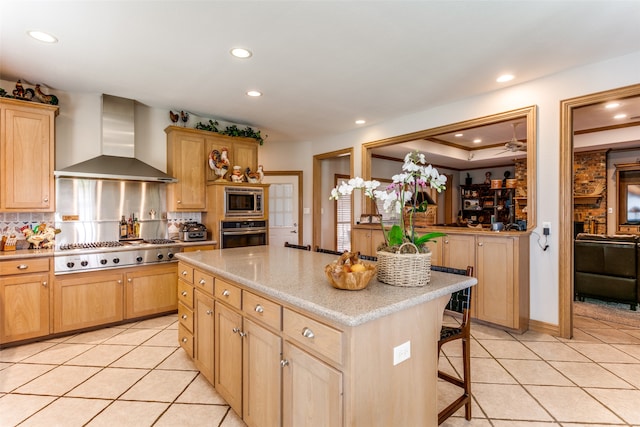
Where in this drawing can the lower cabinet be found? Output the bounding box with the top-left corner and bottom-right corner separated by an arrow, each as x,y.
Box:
214,301 -> 243,414
53,271 -> 124,333
194,289 -> 215,383
351,227 -> 385,257
0,258 -> 51,344
125,264 -> 178,319
282,341 -> 343,427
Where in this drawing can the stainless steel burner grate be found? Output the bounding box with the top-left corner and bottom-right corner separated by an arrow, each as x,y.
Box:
58,241 -> 124,250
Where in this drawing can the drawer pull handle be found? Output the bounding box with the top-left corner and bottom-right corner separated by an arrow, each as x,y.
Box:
43,197 -> 49,203
254,304 -> 264,313
181,291 -> 188,297
199,279 -> 206,285
302,327 -> 315,339
206,310 -> 212,315
17,264 -> 28,270
478,242 -> 483,247
181,337 -> 188,343
181,314 -> 188,320
233,327 -> 240,334
444,240 -> 449,244
280,359 -> 289,368
239,331 -> 247,338
222,289 -> 230,297
128,278 -> 132,283
181,270 -> 188,276
42,281 -> 48,287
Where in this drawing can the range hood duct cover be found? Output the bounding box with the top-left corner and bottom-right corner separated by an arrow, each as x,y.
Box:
54,94 -> 177,183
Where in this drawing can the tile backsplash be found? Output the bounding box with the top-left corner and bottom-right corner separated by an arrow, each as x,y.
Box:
1,212 -> 203,249
0,212 -> 55,249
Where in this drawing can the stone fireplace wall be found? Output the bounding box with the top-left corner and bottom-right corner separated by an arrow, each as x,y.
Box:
574,150 -> 607,234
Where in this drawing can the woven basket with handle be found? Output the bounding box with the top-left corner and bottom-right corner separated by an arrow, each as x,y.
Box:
376,242 -> 432,287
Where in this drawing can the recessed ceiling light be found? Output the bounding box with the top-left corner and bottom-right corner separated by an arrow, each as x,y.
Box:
614,113 -> 627,119
473,139 -> 482,144
231,48 -> 252,58
28,30 -> 57,43
455,133 -> 463,137
355,119 -> 366,125
247,90 -> 262,97
605,102 -> 620,109
496,74 -> 514,83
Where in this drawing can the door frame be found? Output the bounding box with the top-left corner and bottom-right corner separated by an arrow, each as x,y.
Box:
264,170 -> 304,246
558,83 -> 640,338
313,149 -> 354,250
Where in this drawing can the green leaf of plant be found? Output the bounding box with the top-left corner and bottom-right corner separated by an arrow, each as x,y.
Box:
414,232 -> 447,246
387,225 -> 405,246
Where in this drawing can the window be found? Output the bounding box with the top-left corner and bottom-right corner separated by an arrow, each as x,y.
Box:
335,174 -> 351,251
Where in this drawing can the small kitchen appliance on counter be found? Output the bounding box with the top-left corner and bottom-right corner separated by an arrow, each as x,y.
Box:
180,222 -> 208,242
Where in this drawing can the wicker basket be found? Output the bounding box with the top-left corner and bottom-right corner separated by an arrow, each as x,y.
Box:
376,242 -> 432,287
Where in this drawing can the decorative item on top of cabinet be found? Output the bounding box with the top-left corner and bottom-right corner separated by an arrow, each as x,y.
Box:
245,165 -> 264,183
208,147 -> 230,182
231,165 -> 245,182
0,97 -> 58,212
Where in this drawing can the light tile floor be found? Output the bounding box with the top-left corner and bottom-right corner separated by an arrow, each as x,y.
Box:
0,312 -> 638,426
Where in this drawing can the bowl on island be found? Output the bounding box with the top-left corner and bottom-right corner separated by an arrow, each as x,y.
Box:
324,252 -> 377,291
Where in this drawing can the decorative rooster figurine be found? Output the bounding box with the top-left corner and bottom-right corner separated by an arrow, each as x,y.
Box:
245,165 -> 264,183
169,110 -> 179,124
34,84 -> 58,105
209,147 -> 230,181
180,111 -> 189,127
12,80 -> 34,100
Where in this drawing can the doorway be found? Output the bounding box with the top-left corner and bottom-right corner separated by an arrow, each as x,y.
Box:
263,171 -> 303,248
559,83 -> 640,338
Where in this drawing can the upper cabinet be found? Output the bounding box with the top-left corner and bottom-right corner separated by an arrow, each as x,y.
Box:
165,126 -> 259,211
166,127 -> 207,211
0,98 -> 59,212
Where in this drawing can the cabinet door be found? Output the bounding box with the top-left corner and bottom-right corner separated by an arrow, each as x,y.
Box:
195,290 -> 215,384
243,318 -> 281,427
476,236 -> 515,327
53,272 -> 123,333
1,106 -> 55,211
351,229 -> 370,256
282,341 -> 343,427
442,234 -> 475,270
124,264 -> 177,319
0,273 -> 50,343
214,301 -> 243,415
167,132 -> 205,210
233,140 -> 258,173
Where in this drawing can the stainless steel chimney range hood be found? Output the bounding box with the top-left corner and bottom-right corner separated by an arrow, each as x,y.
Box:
54,94 -> 177,183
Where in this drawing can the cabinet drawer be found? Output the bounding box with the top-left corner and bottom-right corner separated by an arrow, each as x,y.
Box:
0,258 -> 50,276
214,278 -> 241,310
178,323 -> 194,358
178,302 -> 194,333
193,269 -> 214,295
178,262 -> 194,284
283,308 -> 342,364
242,291 -> 281,330
178,279 -> 194,308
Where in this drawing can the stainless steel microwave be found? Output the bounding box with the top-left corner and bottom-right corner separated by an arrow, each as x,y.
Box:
224,186 -> 264,218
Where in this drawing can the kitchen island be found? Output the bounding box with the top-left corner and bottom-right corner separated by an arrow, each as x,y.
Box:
175,246 -> 476,427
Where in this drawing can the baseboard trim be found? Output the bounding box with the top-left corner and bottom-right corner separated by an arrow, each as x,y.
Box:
529,319 -> 560,337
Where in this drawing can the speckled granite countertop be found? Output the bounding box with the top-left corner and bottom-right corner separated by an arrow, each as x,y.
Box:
176,246 -> 476,327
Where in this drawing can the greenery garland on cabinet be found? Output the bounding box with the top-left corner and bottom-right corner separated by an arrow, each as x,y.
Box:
195,119 -> 267,145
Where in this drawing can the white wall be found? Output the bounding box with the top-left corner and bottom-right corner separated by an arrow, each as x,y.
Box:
284,51 -> 640,326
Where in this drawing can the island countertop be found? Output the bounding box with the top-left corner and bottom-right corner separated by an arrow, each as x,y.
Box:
176,245 -> 476,327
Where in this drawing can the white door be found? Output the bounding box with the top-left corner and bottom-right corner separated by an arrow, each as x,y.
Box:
262,174 -> 300,248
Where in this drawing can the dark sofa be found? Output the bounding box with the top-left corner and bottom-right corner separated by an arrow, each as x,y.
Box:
574,234 -> 639,310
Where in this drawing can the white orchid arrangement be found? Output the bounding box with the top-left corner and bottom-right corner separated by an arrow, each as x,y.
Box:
330,151 -> 447,253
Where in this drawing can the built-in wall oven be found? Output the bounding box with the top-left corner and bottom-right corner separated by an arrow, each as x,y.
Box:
220,220 -> 268,249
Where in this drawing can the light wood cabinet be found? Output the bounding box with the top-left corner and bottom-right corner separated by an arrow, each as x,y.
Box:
205,134 -> 258,182
194,289 -> 215,383
0,98 -> 58,212
442,233 -> 476,271
351,226 -> 386,257
166,127 -> 206,211
0,257 -> 51,344
124,264 -> 177,319
476,234 -> 529,331
214,301 -> 243,414
282,340 -> 343,427
53,270 -> 124,333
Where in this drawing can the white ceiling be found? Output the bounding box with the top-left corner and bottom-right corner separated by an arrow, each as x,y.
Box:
1,1 -> 640,148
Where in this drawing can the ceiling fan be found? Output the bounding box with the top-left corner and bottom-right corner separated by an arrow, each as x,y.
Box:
498,122 -> 526,154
